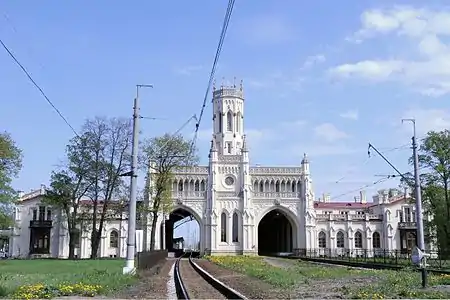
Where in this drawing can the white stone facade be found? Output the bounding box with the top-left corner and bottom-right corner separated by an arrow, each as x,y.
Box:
0,83 -> 434,259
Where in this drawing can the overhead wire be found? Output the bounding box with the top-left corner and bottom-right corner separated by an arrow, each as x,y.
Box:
188,0 -> 236,157
0,37 -> 79,137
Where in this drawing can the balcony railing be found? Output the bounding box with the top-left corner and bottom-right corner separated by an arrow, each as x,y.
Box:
29,220 -> 53,228
316,214 -> 383,221
398,221 -> 417,229
172,191 -> 206,199
253,192 -> 300,198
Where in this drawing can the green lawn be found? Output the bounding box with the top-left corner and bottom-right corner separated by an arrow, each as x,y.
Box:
0,259 -> 136,298
207,256 -> 450,299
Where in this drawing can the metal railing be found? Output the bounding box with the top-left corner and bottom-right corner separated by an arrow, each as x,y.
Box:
292,248 -> 450,270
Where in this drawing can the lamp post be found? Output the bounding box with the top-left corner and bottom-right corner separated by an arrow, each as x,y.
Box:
123,84 -> 153,275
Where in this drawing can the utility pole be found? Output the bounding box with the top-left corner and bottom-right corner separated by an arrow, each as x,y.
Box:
123,84 -> 153,275
402,118 -> 427,288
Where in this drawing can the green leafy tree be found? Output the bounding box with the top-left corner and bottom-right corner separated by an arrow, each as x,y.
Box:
140,134 -> 198,251
43,134 -> 94,259
0,132 -> 22,229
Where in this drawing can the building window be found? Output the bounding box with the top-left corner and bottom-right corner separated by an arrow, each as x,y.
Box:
318,231 -> 326,248
194,181 -> 200,191
38,206 -> 45,221
236,112 -> 241,133
220,213 -> 227,242
232,212 -> 239,242
259,182 -> 264,192
275,182 -> 280,192
46,209 -> 52,221
178,182 -> 183,192
372,232 -> 381,248
354,231 -> 363,248
110,230 -> 119,248
32,208 -> 37,220
227,142 -> 232,154
291,182 -> 295,192
336,231 -> 345,248
227,111 -> 233,131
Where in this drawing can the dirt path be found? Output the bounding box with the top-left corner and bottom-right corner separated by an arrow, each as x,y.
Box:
113,258 -> 175,299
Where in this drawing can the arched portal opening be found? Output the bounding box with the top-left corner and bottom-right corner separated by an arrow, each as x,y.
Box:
163,207 -> 201,257
258,208 -> 295,255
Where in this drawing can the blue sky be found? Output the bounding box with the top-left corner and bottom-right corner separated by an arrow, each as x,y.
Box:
2,1 -> 450,241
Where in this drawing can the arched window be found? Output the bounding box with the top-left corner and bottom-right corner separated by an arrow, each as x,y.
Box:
227,111 -> 233,131
318,231 -> 326,248
236,112 -> 241,133
354,231 -> 363,248
220,213 -> 227,242
291,182 -> 295,192
232,212 -> 239,242
336,231 -> 345,248
259,182 -> 264,192
275,181 -> 280,192
178,181 -> 183,191
194,180 -> 200,191
218,114 -> 223,133
110,230 -> 119,248
372,232 -> 381,248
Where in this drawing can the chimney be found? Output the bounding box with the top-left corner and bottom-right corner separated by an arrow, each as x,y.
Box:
324,193 -> 331,203
360,190 -> 366,203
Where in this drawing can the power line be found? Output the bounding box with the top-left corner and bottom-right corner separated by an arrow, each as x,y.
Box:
189,0 -> 236,155
0,38 -> 79,137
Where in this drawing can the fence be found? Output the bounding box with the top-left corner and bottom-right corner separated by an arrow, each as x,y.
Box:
292,248 -> 450,270
137,250 -> 168,270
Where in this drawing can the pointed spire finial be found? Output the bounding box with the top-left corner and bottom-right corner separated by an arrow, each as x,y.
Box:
233,76 -> 236,88
302,153 -> 309,164
242,134 -> 248,152
240,79 -> 243,91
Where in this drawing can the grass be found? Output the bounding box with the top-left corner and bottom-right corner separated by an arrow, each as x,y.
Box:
207,255 -> 450,299
0,259 -> 136,298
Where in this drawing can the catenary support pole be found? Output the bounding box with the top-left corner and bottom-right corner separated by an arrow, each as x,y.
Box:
402,118 -> 427,288
123,84 -> 153,275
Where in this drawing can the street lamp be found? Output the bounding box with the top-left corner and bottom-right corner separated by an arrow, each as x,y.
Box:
123,84 -> 153,275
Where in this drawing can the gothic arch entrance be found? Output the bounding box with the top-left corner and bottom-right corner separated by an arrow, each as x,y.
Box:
257,208 -> 297,255
162,206 -> 203,256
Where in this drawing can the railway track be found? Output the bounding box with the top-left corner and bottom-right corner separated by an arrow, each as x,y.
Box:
174,253 -> 247,300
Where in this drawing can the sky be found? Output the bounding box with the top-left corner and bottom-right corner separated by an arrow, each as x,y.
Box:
2,1 -> 450,243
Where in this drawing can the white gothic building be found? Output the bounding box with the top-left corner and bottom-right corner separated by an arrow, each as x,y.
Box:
0,81 -> 432,258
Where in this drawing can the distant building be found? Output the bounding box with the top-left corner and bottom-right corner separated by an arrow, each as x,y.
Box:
173,237 -> 184,250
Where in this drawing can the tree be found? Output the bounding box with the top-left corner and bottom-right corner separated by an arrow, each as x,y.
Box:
81,117 -> 132,258
140,134 -> 198,250
0,132 -> 22,229
43,134 -> 94,259
408,130 -> 450,256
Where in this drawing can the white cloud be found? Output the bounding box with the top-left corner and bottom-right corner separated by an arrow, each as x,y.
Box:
302,54 -> 326,69
340,110 -> 359,120
330,6 -> 450,96
237,15 -> 295,44
314,123 -> 350,143
174,65 -> 203,76
401,108 -> 450,135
